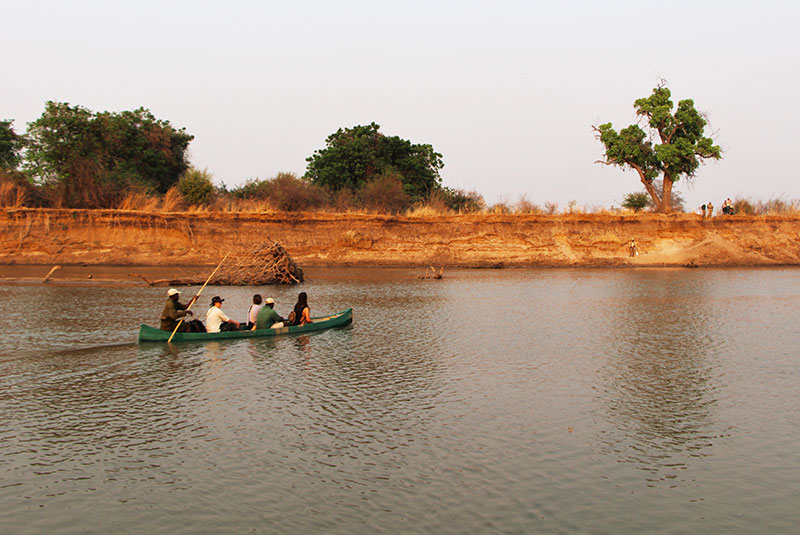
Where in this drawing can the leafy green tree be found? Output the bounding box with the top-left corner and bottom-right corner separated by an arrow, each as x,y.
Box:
0,120 -> 23,170
594,84 -> 721,213
24,101 -> 194,207
304,122 -> 443,201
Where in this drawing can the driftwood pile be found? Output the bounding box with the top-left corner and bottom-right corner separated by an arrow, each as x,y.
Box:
210,241 -> 304,285
132,241 -> 303,286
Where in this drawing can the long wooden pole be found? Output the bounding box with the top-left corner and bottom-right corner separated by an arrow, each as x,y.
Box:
167,252 -> 231,343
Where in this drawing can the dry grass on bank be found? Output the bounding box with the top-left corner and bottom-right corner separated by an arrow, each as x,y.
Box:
10,184 -> 800,218
0,182 -> 27,208
732,197 -> 800,216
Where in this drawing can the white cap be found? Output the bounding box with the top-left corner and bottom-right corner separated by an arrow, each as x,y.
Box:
167,288 -> 180,296
265,297 -> 275,304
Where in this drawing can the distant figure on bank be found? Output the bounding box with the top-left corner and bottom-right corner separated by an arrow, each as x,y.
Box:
206,296 -> 240,333
629,239 -> 638,258
254,297 -> 286,330
246,294 -> 264,329
707,201 -> 714,217
161,288 -> 204,332
289,291 -> 312,326
701,204 -> 707,218
722,198 -> 734,215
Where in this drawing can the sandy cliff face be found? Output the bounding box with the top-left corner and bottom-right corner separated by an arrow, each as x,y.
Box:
1,208 -> 799,267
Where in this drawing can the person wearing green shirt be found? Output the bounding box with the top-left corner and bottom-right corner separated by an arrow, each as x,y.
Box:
253,298 -> 286,330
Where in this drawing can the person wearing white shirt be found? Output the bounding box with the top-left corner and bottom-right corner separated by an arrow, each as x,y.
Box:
206,296 -> 240,333
247,294 -> 264,329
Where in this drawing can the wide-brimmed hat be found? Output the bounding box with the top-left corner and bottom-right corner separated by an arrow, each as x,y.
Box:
265,297 -> 275,304
211,296 -> 224,304
167,288 -> 180,296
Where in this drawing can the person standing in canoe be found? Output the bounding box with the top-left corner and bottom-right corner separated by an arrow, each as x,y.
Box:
289,292 -> 312,326
160,288 -> 204,332
253,297 -> 286,330
206,296 -> 240,332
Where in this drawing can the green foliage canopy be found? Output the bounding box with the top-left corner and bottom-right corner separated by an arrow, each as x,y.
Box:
0,120 -> 23,170
304,123 -> 443,201
595,84 -> 721,213
24,101 -> 194,207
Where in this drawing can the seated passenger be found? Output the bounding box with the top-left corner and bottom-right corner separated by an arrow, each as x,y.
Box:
246,294 -> 264,329
160,288 -> 204,332
289,291 -> 312,326
253,297 -> 286,330
206,296 -> 240,333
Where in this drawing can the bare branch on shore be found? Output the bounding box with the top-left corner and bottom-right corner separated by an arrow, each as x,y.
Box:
418,266 -> 444,279
42,265 -> 61,283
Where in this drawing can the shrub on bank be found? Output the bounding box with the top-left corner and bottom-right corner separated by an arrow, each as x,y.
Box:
358,173 -> 410,214
267,172 -> 328,211
733,198 -> 755,215
178,168 -> 215,206
515,195 -> 541,214
622,192 -> 650,212
228,172 -> 327,212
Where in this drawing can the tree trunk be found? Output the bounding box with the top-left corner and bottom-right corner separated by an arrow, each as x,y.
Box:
640,178 -> 662,212
661,176 -> 673,213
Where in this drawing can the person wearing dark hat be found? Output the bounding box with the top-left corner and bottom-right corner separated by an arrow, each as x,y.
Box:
160,288 -> 201,332
206,296 -> 239,333
253,297 -> 286,330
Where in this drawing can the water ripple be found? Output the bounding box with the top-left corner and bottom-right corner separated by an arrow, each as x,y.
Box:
2,269 -> 800,533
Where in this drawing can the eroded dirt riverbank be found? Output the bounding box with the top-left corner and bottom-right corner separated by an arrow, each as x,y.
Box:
2,209 -> 799,276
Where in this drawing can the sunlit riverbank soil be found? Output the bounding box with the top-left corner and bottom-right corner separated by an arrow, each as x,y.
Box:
2,208 -> 800,269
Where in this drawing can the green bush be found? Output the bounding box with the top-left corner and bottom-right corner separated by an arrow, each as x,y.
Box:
178,168 -> 215,206
229,177 -> 271,200
438,187 -> 485,213
622,192 -> 650,212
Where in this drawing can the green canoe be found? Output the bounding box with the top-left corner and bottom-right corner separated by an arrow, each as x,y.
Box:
138,308 -> 353,343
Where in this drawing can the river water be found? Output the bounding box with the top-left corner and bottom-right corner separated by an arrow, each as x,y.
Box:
1,267 -> 799,534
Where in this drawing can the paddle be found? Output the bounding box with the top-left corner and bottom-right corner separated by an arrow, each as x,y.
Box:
167,252 -> 231,343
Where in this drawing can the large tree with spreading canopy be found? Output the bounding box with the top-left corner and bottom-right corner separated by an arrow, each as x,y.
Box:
594,83 -> 721,213
24,102 -> 194,207
304,122 -> 443,201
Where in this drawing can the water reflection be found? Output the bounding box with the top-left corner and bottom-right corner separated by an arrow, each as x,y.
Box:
597,271 -> 721,485
3,268 -> 800,533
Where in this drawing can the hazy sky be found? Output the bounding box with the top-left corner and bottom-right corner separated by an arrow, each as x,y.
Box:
3,0 -> 799,209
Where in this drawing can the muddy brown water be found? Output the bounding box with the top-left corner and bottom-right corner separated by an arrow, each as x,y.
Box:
1,267 -> 799,534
